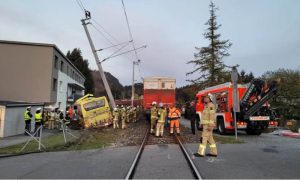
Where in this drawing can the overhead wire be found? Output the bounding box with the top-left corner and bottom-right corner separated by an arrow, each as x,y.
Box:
121,0 -> 140,61
75,0 -> 145,79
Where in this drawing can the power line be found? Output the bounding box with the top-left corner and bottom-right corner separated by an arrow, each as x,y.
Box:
91,19 -> 123,44
76,0 -> 85,12
90,23 -> 116,46
121,0 -> 140,61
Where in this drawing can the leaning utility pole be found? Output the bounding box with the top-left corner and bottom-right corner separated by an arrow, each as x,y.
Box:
81,11 -> 116,108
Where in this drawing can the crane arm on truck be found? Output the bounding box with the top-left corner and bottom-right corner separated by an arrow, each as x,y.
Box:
240,79 -> 278,119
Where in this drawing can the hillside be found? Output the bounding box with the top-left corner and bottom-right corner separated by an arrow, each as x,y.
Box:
91,70 -> 124,99
91,70 -> 143,99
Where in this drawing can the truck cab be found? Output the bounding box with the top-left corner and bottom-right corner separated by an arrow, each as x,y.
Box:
195,80 -> 278,135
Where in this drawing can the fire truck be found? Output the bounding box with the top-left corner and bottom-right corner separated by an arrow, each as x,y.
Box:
195,79 -> 278,135
143,76 -> 176,120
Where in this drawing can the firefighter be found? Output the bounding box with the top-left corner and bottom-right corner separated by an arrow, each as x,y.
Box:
150,101 -> 158,134
194,94 -> 218,157
126,106 -> 131,123
156,103 -> 167,137
121,107 -> 127,129
136,105 -> 141,121
168,104 -> 181,135
34,108 -> 43,137
24,106 -> 33,135
113,108 -> 120,129
132,106 -> 137,123
48,108 -> 55,130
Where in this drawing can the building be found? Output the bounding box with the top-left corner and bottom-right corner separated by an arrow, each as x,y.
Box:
0,40 -> 85,112
0,101 -> 43,137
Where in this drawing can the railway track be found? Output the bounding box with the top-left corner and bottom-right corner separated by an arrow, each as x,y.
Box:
125,127 -> 202,180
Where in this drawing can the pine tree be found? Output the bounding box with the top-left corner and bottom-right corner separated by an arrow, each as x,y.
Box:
66,48 -> 95,94
187,1 -> 232,87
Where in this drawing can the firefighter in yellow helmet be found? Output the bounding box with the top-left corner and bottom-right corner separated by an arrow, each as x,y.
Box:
121,106 -> 127,129
194,94 -> 218,157
150,101 -> 158,134
113,108 -> 120,129
156,103 -> 167,137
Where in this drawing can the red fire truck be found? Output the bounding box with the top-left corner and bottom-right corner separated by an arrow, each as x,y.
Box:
195,79 -> 278,135
143,76 -> 176,119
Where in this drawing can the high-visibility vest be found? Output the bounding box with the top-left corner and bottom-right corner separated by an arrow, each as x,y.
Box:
201,103 -> 216,125
168,108 -> 181,120
24,111 -> 31,121
35,112 -> 42,123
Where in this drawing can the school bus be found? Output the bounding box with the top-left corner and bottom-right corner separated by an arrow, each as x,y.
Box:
74,94 -> 112,128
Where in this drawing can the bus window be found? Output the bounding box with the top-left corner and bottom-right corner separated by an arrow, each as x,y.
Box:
83,99 -> 105,111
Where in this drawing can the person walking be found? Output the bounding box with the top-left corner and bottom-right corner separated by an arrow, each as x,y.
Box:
194,94 -> 218,157
168,104 -> 181,135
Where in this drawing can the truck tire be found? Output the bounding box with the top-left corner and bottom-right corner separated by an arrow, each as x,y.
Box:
246,129 -> 262,135
217,117 -> 227,135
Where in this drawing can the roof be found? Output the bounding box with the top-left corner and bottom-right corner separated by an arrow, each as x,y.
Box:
0,40 -> 85,79
197,82 -> 249,94
143,76 -> 176,81
0,100 -> 44,107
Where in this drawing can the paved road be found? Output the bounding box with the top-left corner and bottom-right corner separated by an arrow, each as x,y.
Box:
0,118 -> 299,179
0,146 -> 137,179
180,117 -> 300,179
134,144 -> 194,179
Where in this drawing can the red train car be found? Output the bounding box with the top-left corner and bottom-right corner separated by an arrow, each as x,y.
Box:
143,77 -> 176,118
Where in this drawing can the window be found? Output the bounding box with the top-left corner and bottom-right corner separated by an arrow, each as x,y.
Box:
72,71 -> 75,79
59,81 -> 63,91
162,82 -> 165,88
60,61 -> 64,71
52,78 -> 57,91
54,56 -> 58,69
215,91 -> 229,112
67,66 -> 69,75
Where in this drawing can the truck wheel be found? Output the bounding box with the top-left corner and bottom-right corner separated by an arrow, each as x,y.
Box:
217,117 -> 227,135
246,129 -> 262,135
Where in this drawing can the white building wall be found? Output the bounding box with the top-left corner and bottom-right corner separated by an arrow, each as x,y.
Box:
1,106 -> 42,137
55,71 -> 84,112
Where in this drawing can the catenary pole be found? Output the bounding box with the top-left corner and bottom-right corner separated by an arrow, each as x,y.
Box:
81,17 -> 116,108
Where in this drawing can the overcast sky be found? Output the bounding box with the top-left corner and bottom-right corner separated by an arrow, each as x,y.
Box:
0,0 -> 299,87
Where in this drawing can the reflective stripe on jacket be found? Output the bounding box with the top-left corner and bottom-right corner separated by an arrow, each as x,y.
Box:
158,108 -> 167,123
168,108 -> 181,120
151,107 -> 158,119
200,102 -> 216,125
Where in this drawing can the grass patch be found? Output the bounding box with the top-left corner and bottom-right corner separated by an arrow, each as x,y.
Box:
0,132 -> 79,155
213,134 -> 244,144
63,129 -> 118,151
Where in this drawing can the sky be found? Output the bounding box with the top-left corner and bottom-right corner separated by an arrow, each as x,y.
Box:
0,0 -> 299,87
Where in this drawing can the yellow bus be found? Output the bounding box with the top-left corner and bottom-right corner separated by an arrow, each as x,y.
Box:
74,94 -> 112,128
